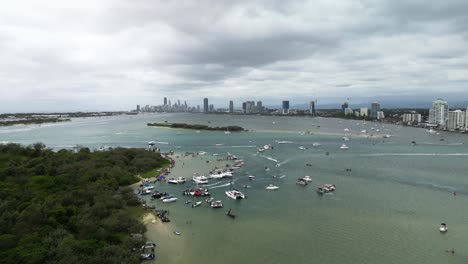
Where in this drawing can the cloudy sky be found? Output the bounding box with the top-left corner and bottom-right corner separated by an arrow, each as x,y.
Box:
1,0 -> 468,112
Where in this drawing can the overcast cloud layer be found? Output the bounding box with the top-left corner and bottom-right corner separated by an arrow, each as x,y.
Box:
1,0 -> 468,111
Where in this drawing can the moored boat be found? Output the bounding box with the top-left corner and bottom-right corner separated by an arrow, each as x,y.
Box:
300,176 -> 312,182
265,184 -> 279,190
162,196 -> 178,203
225,190 -> 246,200
340,144 -> 349,150
210,200 -> 223,208
439,223 -> 448,233
192,201 -> 202,207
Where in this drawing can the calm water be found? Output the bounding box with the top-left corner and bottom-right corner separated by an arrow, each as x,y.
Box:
2,113 -> 468,264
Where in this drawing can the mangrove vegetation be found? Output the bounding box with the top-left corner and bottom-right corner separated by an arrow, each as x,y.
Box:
147,122 -> 245,131
0,143 -> 169,264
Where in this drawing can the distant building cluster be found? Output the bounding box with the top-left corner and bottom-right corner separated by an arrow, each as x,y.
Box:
427,99 -> 468,131
341,100 -> 384,120
137,97 -> 198,113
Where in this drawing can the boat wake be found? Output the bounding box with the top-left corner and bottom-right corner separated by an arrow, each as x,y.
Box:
209,182 -> 236,189
259,155 -> 279,163
228,145 -> 257,148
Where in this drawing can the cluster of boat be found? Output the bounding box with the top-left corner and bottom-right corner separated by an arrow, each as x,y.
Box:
182,188 -> 211,197
154,209 -> 170,222
317,184 -> 336,194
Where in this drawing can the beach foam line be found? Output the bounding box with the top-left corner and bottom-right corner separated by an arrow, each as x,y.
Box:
361,153 -> 468,157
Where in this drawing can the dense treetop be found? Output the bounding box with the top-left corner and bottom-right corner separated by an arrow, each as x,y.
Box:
0,143 -> 169,264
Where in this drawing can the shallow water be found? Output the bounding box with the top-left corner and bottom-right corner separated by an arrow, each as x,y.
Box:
2,113 -> 468,263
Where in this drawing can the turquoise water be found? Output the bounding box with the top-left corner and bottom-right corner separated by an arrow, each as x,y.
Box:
2,113 -> 468,263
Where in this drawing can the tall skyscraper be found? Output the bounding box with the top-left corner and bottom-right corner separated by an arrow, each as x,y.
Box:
428,99 -> 448,127
465,107 -> 468,130
164,97 -> 167,105
257,101 -> 262,107
370,101 -> 381,119
242,102 -> 247,113
447,110 -> 465,130
136,105 -> 140,112
229,100 -> 234,113
203,98 -> 209,113
309,101 -> 316,116
341,100 -> 349,112
282,100 -> 290,114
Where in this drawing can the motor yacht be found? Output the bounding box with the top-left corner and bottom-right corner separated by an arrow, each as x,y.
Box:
298,146 -> 307,150
265,184 -> 279,190
210,200 -> 223,208
193,175 -> 209,184
300,176 -> 312,182
225,190 -> 246,200
162,196 -> 178,203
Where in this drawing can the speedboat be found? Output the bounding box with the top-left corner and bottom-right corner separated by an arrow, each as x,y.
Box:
168,178 -> 178,184
140,253 -> 155,260
439,223 -> 448,233
248,175 -> 255,179
263,144 -> 273,150
192,201 -> 202,208
193,175 -> 209,184
225,190 -> 246,200
198,151 -> 207,155
296,179 -> 308,185
210,200 -> 223,208
342,137 -> 350,141
162,196 -> 178,203
140,189 -> 153,195
224,131 -> 231,134
300,176 -> 312,182
298,146 -> 307,150
266,184 -> 279,190
383,134 -> 392,138
340,144 -> 349,150
206,197 -> 214,203
344,128 -> 350,132
312,142 -> 321,147
257,147 -> 265,152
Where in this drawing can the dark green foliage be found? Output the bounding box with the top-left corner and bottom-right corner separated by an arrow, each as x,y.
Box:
147,122 -> 245,131
0,143 -> 165,264
0,118 -> 71,126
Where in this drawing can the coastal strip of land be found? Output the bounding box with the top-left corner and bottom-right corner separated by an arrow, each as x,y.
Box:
147,122 -> 245,131
0,117 -> 71,126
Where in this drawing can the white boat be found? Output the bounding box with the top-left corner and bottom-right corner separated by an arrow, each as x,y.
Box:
439,223 -> 448,233
383,134 -> 392,138
344,128 -> 350,132
312,142 -> 321,147
206,197 -> 214,203
276,140 -> 293,144
265,184 -> 279,190
257,148 -> 265,152
210,200 -> 223,208
248,175 -> 255,179
224,131 -> 231,134
168,178 -> 179,184
296,179 -> 308,185
225,190 -> 246,200
263,144 -> 273,150
300,176 -> 312,182
198,151 -> 207,155
298,146 -> 307,150
168,177 -> 186,184
361,130 -> 367,133
340,144 -> 349,150
215,143 -> 224,146
342,137 -> 350,141
140,189 -> 152,195
193,175 -> 209,184
192,201 -> 202,207
162,196 -> 178,203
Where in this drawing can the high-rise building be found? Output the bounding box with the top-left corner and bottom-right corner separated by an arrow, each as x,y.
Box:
402,112 -> 421,124
447,110 -> 465,130
377,111 -> 385,120
370,102 -> 381,119
465,107 -> 468,131
282,100 -> 290,114
164,97 -> 167,105
229,100 -> 234,113
309,101 -> 316,116
203,98 -> 209,113
428,99 -> 449,127
136,105 -> 140,112
209,104 -> 214,112
257,101 -> 262,107
341,101 -> 349,112
360,108 -> 368,117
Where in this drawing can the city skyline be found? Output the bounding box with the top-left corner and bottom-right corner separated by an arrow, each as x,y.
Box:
1,1 -> 468,112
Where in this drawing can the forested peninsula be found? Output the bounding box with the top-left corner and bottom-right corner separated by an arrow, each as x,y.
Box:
0,118 -> 71,126
147,122 -> 245,131
0,143 -> 169,264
